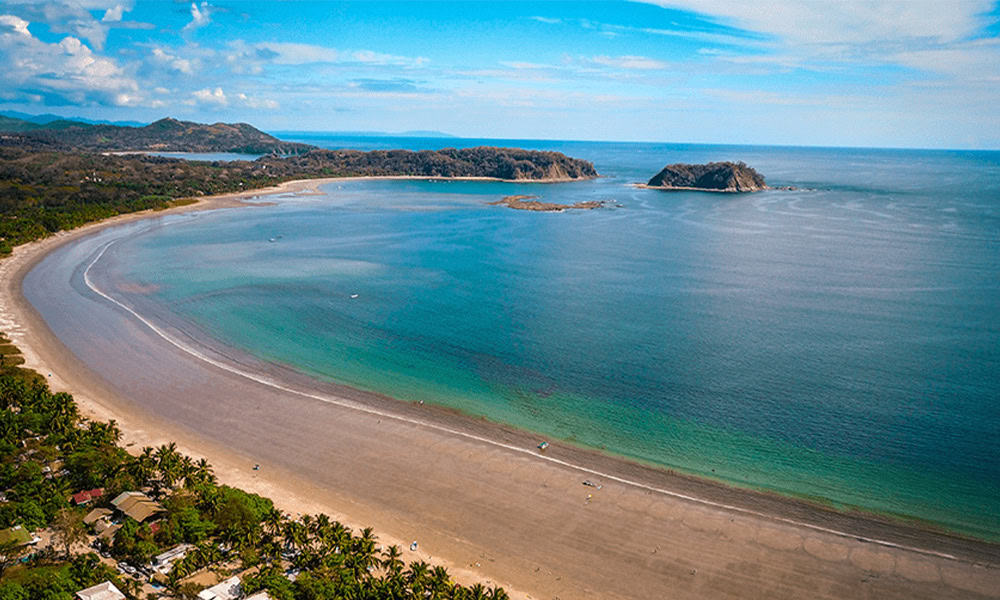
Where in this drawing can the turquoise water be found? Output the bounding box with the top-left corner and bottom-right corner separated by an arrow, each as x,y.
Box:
114,139 -> 1000,540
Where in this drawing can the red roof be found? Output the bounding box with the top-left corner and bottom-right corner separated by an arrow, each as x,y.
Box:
71,488 -> 104,505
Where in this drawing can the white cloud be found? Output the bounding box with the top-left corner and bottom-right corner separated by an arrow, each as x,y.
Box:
0,14 -> 31,36
0,1 -> 135,50
530,16 -> 562,25
590,55 -> 669,70
225,40 -> 429,74
636,0 -> 1000,88
251,42 -> 339,64
639,1 -> 994,46
0,15 -> 140,106
186,87 -> 278,110
101,4 -> 124,23
349,49 -> 428,67
498,61 -> 551,70
183,1 -> 212,33
236,93 -> 278,109
151,47 -> 194,74
190,87 -> 227,106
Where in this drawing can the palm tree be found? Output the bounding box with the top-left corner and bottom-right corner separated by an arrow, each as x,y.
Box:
48,391 -> 79,434
468,583 -> 488,600
185,458 -> 215,488
87,419 -> 121,446
155,442 -> 182,491
381,544 -> 404,576
486,586 -> 510,600
429,565 -> 452,597
128,447 -> 157,487
406,560 -> 430,596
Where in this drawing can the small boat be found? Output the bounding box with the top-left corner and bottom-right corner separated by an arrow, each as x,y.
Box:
350,293 -> 359,299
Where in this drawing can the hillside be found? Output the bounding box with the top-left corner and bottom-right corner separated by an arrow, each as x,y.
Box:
0,145 -> 598,254
646,161 -> 767,192
270,147 -> 598,180
0,116 -> 313,155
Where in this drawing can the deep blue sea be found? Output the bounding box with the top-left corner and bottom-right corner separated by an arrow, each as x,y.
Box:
118,136 -> 1000,540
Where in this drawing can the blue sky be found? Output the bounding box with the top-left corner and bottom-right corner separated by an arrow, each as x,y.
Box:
1,1 -> 998,148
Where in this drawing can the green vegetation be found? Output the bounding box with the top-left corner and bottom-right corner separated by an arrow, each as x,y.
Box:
0,116 -> 312,155
0,143 -> 598,256
0,335 -> 508,599
0,148 -> 287,255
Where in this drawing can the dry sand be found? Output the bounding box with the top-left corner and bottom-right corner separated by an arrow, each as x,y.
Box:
1,179 -> 998,600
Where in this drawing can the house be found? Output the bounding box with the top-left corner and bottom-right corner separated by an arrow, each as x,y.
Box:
0,525 -> 40,547
197,576 -> 242,600
96,523 -> 122,542
151,544 -> 193,575
83,508 -> 112,526
110,491 -> 164,523
75,581 -> 126,600
72,488 -> 105,506
110,491 -> 142,508
244,593 -> 272,600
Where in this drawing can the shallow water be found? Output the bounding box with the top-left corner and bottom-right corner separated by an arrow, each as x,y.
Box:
110,139 -> 1000,540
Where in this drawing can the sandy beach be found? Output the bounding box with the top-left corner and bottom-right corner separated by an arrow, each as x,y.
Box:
2,179 -> 999,600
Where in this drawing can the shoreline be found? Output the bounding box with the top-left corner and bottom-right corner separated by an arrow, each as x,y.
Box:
632,183 -> 768,193
3,178 -> 999,599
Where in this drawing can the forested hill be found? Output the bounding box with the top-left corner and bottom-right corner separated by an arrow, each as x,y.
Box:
0,116 -> 313,155
268,147 -> 598,180
0,145 -> 597,254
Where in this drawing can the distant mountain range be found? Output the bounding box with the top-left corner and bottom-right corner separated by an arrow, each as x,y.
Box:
0,115 -> 313,155
0,111 -> 145,128
273,129 -> 458,138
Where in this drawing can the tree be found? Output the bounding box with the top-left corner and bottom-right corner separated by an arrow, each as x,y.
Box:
52,508 -> 86,559
381,544 -> 404,576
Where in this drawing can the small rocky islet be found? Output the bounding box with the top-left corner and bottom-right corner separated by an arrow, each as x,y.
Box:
645,161 -> 768,192
488,195 -> 605,212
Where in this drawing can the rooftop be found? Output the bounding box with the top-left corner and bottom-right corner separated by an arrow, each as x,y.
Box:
75,581 -> 125,600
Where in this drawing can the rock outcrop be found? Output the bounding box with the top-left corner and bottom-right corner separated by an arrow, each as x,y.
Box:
646,161 -> 767,192
488,195 -> 604,211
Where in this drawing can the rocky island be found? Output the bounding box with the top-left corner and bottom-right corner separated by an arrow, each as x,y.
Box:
489,195 -> 604,211
645,161 -> 767,192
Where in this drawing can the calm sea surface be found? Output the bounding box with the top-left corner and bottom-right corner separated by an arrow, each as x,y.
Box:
112,137 -> 1000,540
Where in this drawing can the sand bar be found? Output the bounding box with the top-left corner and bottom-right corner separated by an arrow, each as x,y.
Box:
2,179 -> 998,600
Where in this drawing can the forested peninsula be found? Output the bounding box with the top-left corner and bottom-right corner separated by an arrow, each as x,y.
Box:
0,116 -> 597,255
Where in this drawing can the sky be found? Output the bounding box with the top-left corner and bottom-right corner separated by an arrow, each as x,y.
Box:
0,0 -> 998,148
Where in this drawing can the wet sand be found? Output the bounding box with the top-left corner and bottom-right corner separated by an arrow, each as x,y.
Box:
2,180 -> 998,599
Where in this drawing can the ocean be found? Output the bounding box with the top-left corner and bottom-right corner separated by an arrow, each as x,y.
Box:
109,136 -> 1000,540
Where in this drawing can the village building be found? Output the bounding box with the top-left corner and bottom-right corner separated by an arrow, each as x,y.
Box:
197,576 -> 242,600
75,581 -> 126,600
72,488 -> 104,506
110,491 -> 164,522
83,508 -> 113,526
151,544 -> 193,575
